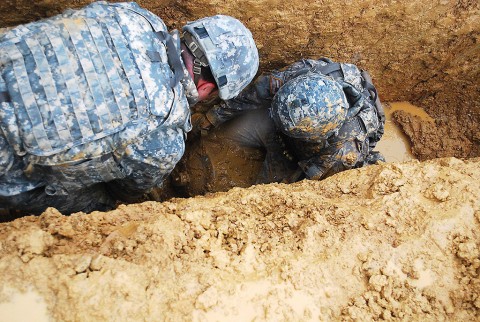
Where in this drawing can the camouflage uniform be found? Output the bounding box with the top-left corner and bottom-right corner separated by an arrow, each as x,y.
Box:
0,2 -> 195,214
203,58 -> 385,183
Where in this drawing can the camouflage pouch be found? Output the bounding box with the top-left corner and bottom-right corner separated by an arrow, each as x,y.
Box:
34,154 -> 126,195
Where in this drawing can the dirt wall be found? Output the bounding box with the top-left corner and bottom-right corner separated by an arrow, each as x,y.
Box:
166,0 -> 480,159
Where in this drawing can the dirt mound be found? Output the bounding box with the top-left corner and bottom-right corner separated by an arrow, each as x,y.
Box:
1,157 -> 478,320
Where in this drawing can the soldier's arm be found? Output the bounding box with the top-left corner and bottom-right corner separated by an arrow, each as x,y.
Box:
109,128 -> 185,202
296,113 -> 377,180
200,59 -> 320,129
297,139 -> 365,180
204,73 -> 273,127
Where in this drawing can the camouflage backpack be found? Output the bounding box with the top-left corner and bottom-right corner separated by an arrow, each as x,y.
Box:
0,2 -> 190,193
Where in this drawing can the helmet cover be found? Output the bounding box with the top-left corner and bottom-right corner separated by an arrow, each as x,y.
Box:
183,15 -> 259,100
272,73 -> 348,141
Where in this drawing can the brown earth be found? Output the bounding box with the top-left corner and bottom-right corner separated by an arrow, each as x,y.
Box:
1,157 -> 479,320
392,110 -> 475,162
1,0 -> 480,320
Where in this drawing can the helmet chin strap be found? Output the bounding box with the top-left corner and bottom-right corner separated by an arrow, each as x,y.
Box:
192,59 -> 204,86
182,32 -> 210,86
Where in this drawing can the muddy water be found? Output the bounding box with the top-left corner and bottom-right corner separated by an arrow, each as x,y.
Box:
169,132 -> 265,197
0,288 -> 49,322
375,101 -> 433,163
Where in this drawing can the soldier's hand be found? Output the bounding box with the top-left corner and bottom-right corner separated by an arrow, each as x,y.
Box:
191,113 -> 213,136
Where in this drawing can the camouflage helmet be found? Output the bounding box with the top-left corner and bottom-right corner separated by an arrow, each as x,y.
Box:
182,15 -> 259,100
271,73 -> 348,142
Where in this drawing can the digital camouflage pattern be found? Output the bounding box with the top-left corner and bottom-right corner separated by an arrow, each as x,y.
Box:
271,73 -> 349,142
203,58 -> 385,181
0,1 -> 194,210
183,15 -> 259,100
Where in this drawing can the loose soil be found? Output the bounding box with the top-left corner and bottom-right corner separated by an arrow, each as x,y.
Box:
0,1 -> 479,320
1,157 -> 479,321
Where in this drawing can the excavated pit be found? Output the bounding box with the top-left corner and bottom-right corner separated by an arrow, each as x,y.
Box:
0,0 -> 479,320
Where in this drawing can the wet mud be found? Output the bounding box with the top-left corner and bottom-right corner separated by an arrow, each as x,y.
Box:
165,102 -> 428,198
375,102 -> 431,163
0,0 -> 479,320
1,157 -> 479,320
168,131 -> 265,198
392,107 -> 475,162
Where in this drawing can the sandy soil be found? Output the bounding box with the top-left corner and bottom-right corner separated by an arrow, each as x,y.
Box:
0,1 -> 479,320
0,157 -> 479,321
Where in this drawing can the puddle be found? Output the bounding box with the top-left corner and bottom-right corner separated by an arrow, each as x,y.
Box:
0,287 -> 50,322
375,101 -> 433,163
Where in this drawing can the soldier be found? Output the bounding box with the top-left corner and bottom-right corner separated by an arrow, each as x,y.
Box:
175,58 -> 385,196
0,1 -> 258,215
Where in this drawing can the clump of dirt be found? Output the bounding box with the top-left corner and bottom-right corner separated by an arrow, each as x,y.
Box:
1,157 -> 479,320
392,110 -> 474,161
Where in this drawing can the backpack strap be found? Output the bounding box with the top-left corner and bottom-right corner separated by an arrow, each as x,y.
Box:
361,70 -> 385,128
119,6 -> 184,88
362,77 -> 378,102
153,30 -> 185,88
310,57 -> 343,78
313,62 -> 342,76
